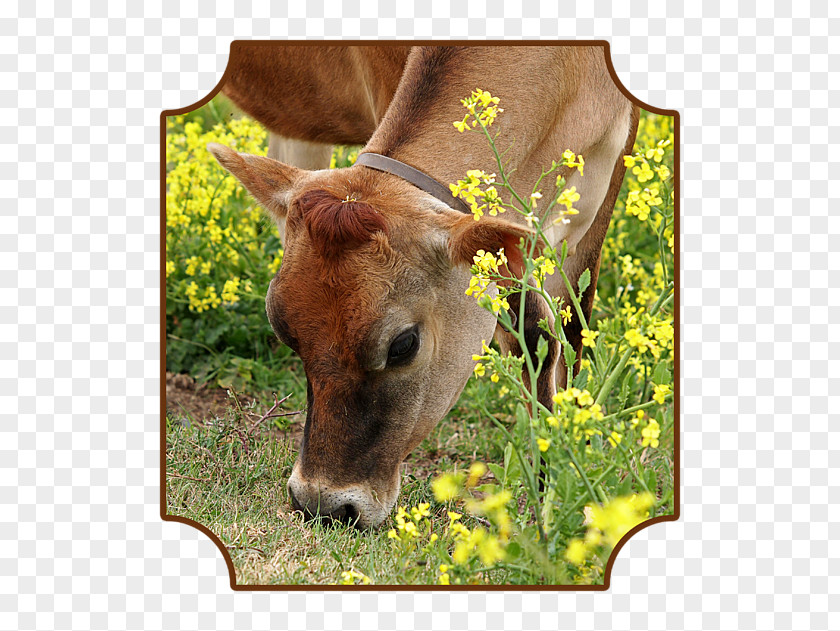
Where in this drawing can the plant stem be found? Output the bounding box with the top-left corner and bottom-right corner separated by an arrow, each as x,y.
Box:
594,346 -> 634,407
481,404 -> 547,543
597,393 -> 673,424
559,268 -> 590,331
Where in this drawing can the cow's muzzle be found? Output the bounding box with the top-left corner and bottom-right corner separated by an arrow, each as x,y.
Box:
286,465 -> 395,529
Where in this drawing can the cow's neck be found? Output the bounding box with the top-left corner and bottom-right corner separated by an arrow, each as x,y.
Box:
362,47 -> 562,202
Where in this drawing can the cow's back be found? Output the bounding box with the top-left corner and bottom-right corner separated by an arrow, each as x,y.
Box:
222,45 -> 411,146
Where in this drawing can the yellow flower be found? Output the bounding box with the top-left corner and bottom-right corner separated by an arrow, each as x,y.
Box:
581,329 -> 599,348
269,250 -> 284,274
560,306 -> 573,326
473,362 -> 486,377
556,186 -> 581,211
645,145 -> 666,163
465,275 -> 489,298
185,256 -> 200,276
537,438 -> 551,452
624,328 -> 653,353
631,410 -> 645,429
432,474 -> 462,502
623,155 -> 635,168
565,539 -> 588,565
654,164 -> 671,180
632,161 -> 654,183
450,169 -> 502,220
453,541 -> 470,565
410,502 -> 431,521
553,388 -> 575,404
641,419 -> 661,448
221,277 -> 241,303
340,569 -> 372,585
453,114 -> 470,132
588,493 -> 655,547
561,150 -> 585,175
533,256 -> 556,287
467,462 -> 487,487
477,491 -> 511,516
652,383 -> 671,404
473,249 -> 500,275
477,534 -> 505,565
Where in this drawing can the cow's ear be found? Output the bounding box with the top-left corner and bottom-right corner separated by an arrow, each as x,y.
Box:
207,143 -> 304,223
447,214 -> 545,280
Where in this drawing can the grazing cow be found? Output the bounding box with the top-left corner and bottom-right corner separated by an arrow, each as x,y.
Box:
209,44 -> 639,528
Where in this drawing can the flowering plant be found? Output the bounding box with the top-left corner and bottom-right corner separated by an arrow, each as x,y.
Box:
165,106 -> 294,392
419,90 -> 675,584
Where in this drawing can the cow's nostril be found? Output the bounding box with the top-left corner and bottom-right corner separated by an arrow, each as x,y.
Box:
288,485 -> 304,513
287,471 -> 373,526
343,503 -> 358,525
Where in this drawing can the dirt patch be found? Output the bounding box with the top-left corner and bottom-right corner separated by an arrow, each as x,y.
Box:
165,372 -> 305,447
165,371 -> 250,422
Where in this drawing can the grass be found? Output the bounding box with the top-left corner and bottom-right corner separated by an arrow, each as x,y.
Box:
165,381 -> 526,586
165,365 -> 675,586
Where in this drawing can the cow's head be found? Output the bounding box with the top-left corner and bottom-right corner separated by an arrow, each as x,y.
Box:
208,144 -> 535,527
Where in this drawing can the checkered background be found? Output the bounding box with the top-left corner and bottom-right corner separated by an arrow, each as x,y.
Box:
1,1 -> 836,629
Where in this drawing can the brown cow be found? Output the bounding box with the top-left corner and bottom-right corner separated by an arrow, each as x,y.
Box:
209,44 -> 638,527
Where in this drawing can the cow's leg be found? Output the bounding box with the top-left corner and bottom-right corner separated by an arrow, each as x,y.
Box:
267,133 -> 333,170
494,290 -> 560,412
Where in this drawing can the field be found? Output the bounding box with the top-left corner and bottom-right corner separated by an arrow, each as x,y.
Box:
164,92 -> 676,587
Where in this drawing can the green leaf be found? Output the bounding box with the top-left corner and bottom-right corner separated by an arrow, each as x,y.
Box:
562,341 -> 576,373
536,336 -> 548,363
577,268 -> 591,299
487,463 -> 506,486
646,468 -> 657,492
515,403 -> 529,427
503,440 -> 521,482
505,541 -> 523,559
572,368 -> 590,390
652,362 -> 672,386
496,306 -> 514,332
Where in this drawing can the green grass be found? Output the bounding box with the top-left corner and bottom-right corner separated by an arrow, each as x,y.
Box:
165,366 -> 674,586
165,388 -> 525,585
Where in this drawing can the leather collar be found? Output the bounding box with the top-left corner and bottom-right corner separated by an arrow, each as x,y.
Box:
354,152 -> 471,215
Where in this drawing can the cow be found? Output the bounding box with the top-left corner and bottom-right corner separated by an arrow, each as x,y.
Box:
207,44 -> 639,528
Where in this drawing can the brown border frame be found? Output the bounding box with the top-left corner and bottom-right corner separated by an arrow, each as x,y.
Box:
160,39 -> 681,592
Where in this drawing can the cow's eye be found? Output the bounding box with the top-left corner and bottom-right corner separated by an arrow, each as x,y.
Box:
387,326 -> 419,366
